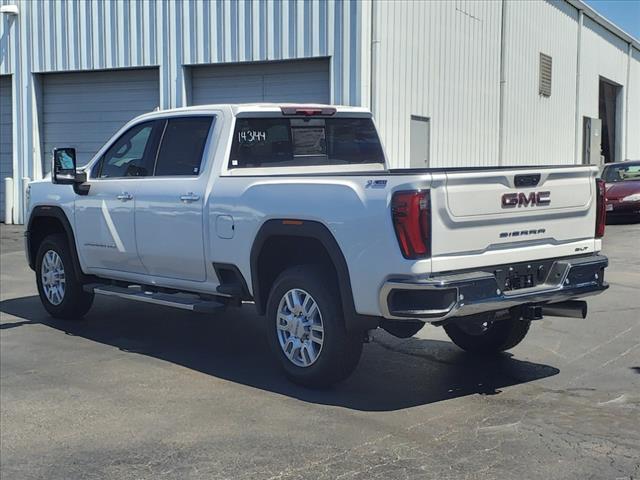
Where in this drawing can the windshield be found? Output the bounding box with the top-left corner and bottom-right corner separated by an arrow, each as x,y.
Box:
229,117 -> 385,169
601,163 -> 640,183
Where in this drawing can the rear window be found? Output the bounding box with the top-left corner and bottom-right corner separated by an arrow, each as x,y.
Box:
602,163 -> 640,183
229,117 -> 385,169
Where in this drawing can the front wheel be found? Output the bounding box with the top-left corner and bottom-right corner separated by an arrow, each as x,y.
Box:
443,314 -> 531,354
35,234 -> 94,320
266,265 -> 363,388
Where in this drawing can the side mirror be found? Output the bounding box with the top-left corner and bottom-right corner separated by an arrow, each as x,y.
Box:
52,148 -> 90,195
52,148 -> 78,184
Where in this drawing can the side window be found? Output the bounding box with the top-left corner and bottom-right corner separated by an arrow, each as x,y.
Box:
154,117 -> 213,176
97,122 -> 158,178
90,157 -> 101,179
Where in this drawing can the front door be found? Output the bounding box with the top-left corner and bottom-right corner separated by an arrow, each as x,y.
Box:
134,116 -> 214,282
75,121 -> 161,274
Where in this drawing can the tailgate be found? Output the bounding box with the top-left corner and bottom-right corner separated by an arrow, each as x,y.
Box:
430,166 -> 599,272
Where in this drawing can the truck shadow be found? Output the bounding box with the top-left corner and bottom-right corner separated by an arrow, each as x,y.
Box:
1,295 -> 559,412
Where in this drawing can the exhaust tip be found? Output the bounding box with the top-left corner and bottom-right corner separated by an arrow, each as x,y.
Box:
542,300 -> 588,319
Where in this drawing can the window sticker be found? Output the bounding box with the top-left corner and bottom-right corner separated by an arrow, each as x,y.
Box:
291,127 -> 326,156
238,128 -> 267,145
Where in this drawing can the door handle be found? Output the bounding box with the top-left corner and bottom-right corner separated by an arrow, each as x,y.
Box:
116,193 -> 133,201
180,193 -> 200,203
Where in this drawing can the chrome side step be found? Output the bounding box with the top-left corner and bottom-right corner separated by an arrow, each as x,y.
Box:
84,284 -> 225,314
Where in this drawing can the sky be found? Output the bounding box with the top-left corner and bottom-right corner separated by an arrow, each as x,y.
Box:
583,0 -> 640,39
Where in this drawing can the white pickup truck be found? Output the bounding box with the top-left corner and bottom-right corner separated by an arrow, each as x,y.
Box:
25,104 -> 609,387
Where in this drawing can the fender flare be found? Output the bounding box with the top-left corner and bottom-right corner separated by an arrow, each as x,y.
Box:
250,219 -> 380,332
26,206 -> 87,281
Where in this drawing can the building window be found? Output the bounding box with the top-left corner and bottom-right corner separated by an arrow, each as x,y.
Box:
539,53 -> 552,97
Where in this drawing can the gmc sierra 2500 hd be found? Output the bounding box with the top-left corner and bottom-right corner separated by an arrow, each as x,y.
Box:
25,104 -> 609,387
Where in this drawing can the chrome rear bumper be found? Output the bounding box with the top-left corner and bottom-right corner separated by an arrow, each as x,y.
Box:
379,254 -> 608,322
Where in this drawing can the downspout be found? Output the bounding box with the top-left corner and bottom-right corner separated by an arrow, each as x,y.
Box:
624,42 -> 631,161
574,10 -> 583,164
498,0 -> 507,166
369,0 -> 378,116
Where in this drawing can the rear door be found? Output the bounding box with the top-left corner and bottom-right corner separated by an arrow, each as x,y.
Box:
430,166 -> 598,272
134,115 -> 215,282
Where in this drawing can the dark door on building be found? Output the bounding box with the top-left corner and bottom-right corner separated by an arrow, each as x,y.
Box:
598,78 -> 621,164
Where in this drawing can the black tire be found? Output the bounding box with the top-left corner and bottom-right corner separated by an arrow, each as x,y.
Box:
266,265 -> 363,388
443,315 -> 531,354
35,233 -> 94,320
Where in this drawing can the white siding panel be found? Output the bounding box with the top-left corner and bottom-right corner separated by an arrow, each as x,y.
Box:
13,0 -> 358,107
628,48 -> 640,160
501,0 -> 579,165
372,0 -> 502,168
581,17 -> 629,110
578,16 -> 630,162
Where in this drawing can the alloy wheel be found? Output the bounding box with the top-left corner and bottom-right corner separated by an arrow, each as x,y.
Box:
276,288 -> 324,367
41,250 -> 66,306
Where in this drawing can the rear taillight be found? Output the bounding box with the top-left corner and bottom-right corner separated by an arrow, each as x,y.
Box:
391,190 -> 431,259
595,178 -> 606,238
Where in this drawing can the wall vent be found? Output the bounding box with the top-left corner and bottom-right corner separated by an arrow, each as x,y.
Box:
539,53 -> 552,97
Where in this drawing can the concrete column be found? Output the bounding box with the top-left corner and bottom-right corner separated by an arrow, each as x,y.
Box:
574,11 -> 583,164
9,2 -> 23,224
7,1 -> 41,224
3,177 -> 13,224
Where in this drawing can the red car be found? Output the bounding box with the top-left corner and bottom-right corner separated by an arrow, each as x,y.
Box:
600,161 -> 640,221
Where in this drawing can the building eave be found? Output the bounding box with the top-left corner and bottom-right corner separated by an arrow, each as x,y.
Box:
566,0 -> 640,50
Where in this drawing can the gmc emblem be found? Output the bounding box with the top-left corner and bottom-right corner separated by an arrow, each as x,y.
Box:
502,191 -> 551,208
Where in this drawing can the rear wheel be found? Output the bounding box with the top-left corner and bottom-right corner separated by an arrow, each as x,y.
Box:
35,234 -> 94,320
266,265 -> 363,387
443,314 -> 530,354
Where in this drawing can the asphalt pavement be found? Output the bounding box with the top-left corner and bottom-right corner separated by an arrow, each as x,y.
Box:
1,222 -> 639,479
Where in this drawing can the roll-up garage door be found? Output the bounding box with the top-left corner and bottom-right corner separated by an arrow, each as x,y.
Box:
191,59 -> 330,106
42,68 -> 160,170
0,76 -> 12,223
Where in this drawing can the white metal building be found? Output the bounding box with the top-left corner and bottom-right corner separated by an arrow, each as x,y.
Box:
0,0 -> 639,224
